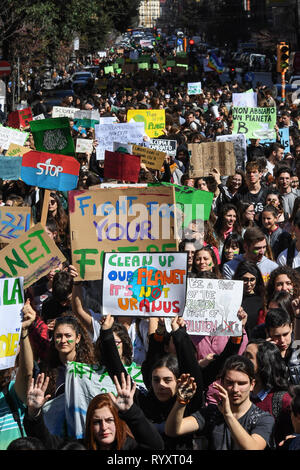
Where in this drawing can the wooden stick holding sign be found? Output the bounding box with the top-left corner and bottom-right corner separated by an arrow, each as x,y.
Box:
40,189 -> 50,227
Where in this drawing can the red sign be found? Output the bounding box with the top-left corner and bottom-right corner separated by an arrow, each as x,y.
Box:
0,61 -> 11,77
8,107 -> 33,129
104,151 -> 141,183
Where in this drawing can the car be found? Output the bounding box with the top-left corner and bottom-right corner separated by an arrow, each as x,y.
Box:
70,71 -> 94,89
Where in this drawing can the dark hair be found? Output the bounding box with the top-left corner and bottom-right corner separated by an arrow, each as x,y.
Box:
96,322 -> 133,366
6,437 -> 46,450
151,354 -> 179,380
179,238 -> 197,251
219,355 -> 255,382
191,246 -> 222,278
274,165 -> 293,178
233,260 -> 265,297
214,203 -> 241,238
266,266 -> 300,305
220,232 -> 244,266
246,339 -> 289,391
52,271 -> 73,302
265,308 -> 292,332
290,385 -> 300,416
267,290 -> 294,320
262,204 -> 279,218
243,226 -> 266,247
236,201 -> 255,228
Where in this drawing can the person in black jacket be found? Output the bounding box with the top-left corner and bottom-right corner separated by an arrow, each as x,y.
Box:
97,313 -> 248,450
23,372 -> 164,451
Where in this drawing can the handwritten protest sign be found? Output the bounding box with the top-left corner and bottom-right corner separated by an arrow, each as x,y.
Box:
0,277 -> 24,370
0,206 -> 31,243
187,82 -> 202,95
127,109 -> 165,138
0,126 -> 28,150
102,252 -> 187,317
188,142 -> 235,177
68,186 -> 177,280
132,144 -> 166,170
183,278 -> 243,336
21,150 -> 80,191
99,116 -> 118,125
279,128 -> 290,154
33,114 -> 45,121
148,139 -> 177,157
232,106 -> 276,140
75,138 -> 93,154
216,133 -> 247,170
94,122 -> 145,160
30,117 -> 75,156
65,361 -> 145,438
0,223 -> 65,288
0,156 -> 22,180
52,106 -> 79,119
6,143 -> 31,157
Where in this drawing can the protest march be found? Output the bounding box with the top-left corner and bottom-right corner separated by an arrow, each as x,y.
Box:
2,13 -> 300,456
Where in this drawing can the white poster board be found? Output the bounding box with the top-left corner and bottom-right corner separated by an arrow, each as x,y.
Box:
183,278 -> 243,336
0,277 -> 24,370
102,252 -> 188,317
95,122 -> 145,160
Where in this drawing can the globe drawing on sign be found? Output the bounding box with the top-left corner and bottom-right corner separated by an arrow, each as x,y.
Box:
129,267 -> 164,302
43,129 -> 68,151
130,114 -> 147,127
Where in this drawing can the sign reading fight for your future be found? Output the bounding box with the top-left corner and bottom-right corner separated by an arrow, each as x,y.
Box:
102,252 -> 188,317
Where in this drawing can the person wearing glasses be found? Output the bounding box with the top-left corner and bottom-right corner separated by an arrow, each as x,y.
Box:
233,260 -> 265,337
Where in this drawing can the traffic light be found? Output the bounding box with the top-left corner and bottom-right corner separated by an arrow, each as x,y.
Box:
189,39 -> 195,51
277,42 -> 289,73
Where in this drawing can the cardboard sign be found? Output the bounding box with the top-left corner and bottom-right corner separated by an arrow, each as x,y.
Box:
102,252 -> 187,317
21,150 -> 80,191
8,107 -> 33,129
0,277 -> 24,370
30,117 -> 75,156
216,133 -> 247,171
148,139 -> 177,157
6,143 -> 31,157
94,122 -> 145,160
0,206 -> 31,243
68,186 -> 177,280
188,142 -> 235,177
0,126 -> 28,150
104,150 -> 141,183
65,361 -> 145,439
232,106 -> 276,140
127,109 -> 165,139
183,278 -> 243,336
76,138 -> 93,154
0,156 -> 22,180
0,223 -> 66,289
187,82 -> 202,95
132,144 -> 166,170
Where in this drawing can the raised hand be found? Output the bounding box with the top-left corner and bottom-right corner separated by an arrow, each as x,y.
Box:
109,373 -> 136,412
22,299 -> 36,330
212,382 -> 232,417
176,373 -> 197,403
27,373 -> 51,418
101,314 -> 114,330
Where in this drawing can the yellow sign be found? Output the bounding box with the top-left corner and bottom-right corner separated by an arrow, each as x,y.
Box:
127,109 -> 165,138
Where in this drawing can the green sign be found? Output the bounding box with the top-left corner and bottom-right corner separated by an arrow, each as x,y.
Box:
232,106 -> 277,140
30,117 -> 75,156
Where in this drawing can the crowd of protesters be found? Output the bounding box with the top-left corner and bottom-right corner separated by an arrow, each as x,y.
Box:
2,43 -> 300,452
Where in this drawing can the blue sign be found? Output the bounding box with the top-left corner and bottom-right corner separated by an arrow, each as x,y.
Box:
177,38 -> 183,46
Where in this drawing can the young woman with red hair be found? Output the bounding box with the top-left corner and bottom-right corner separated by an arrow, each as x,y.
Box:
22,373 -> 164,450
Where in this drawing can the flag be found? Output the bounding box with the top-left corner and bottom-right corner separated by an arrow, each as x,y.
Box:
207,53 -> 224,74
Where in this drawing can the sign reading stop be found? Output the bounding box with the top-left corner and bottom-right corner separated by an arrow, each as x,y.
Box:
0,61 -> 11,77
